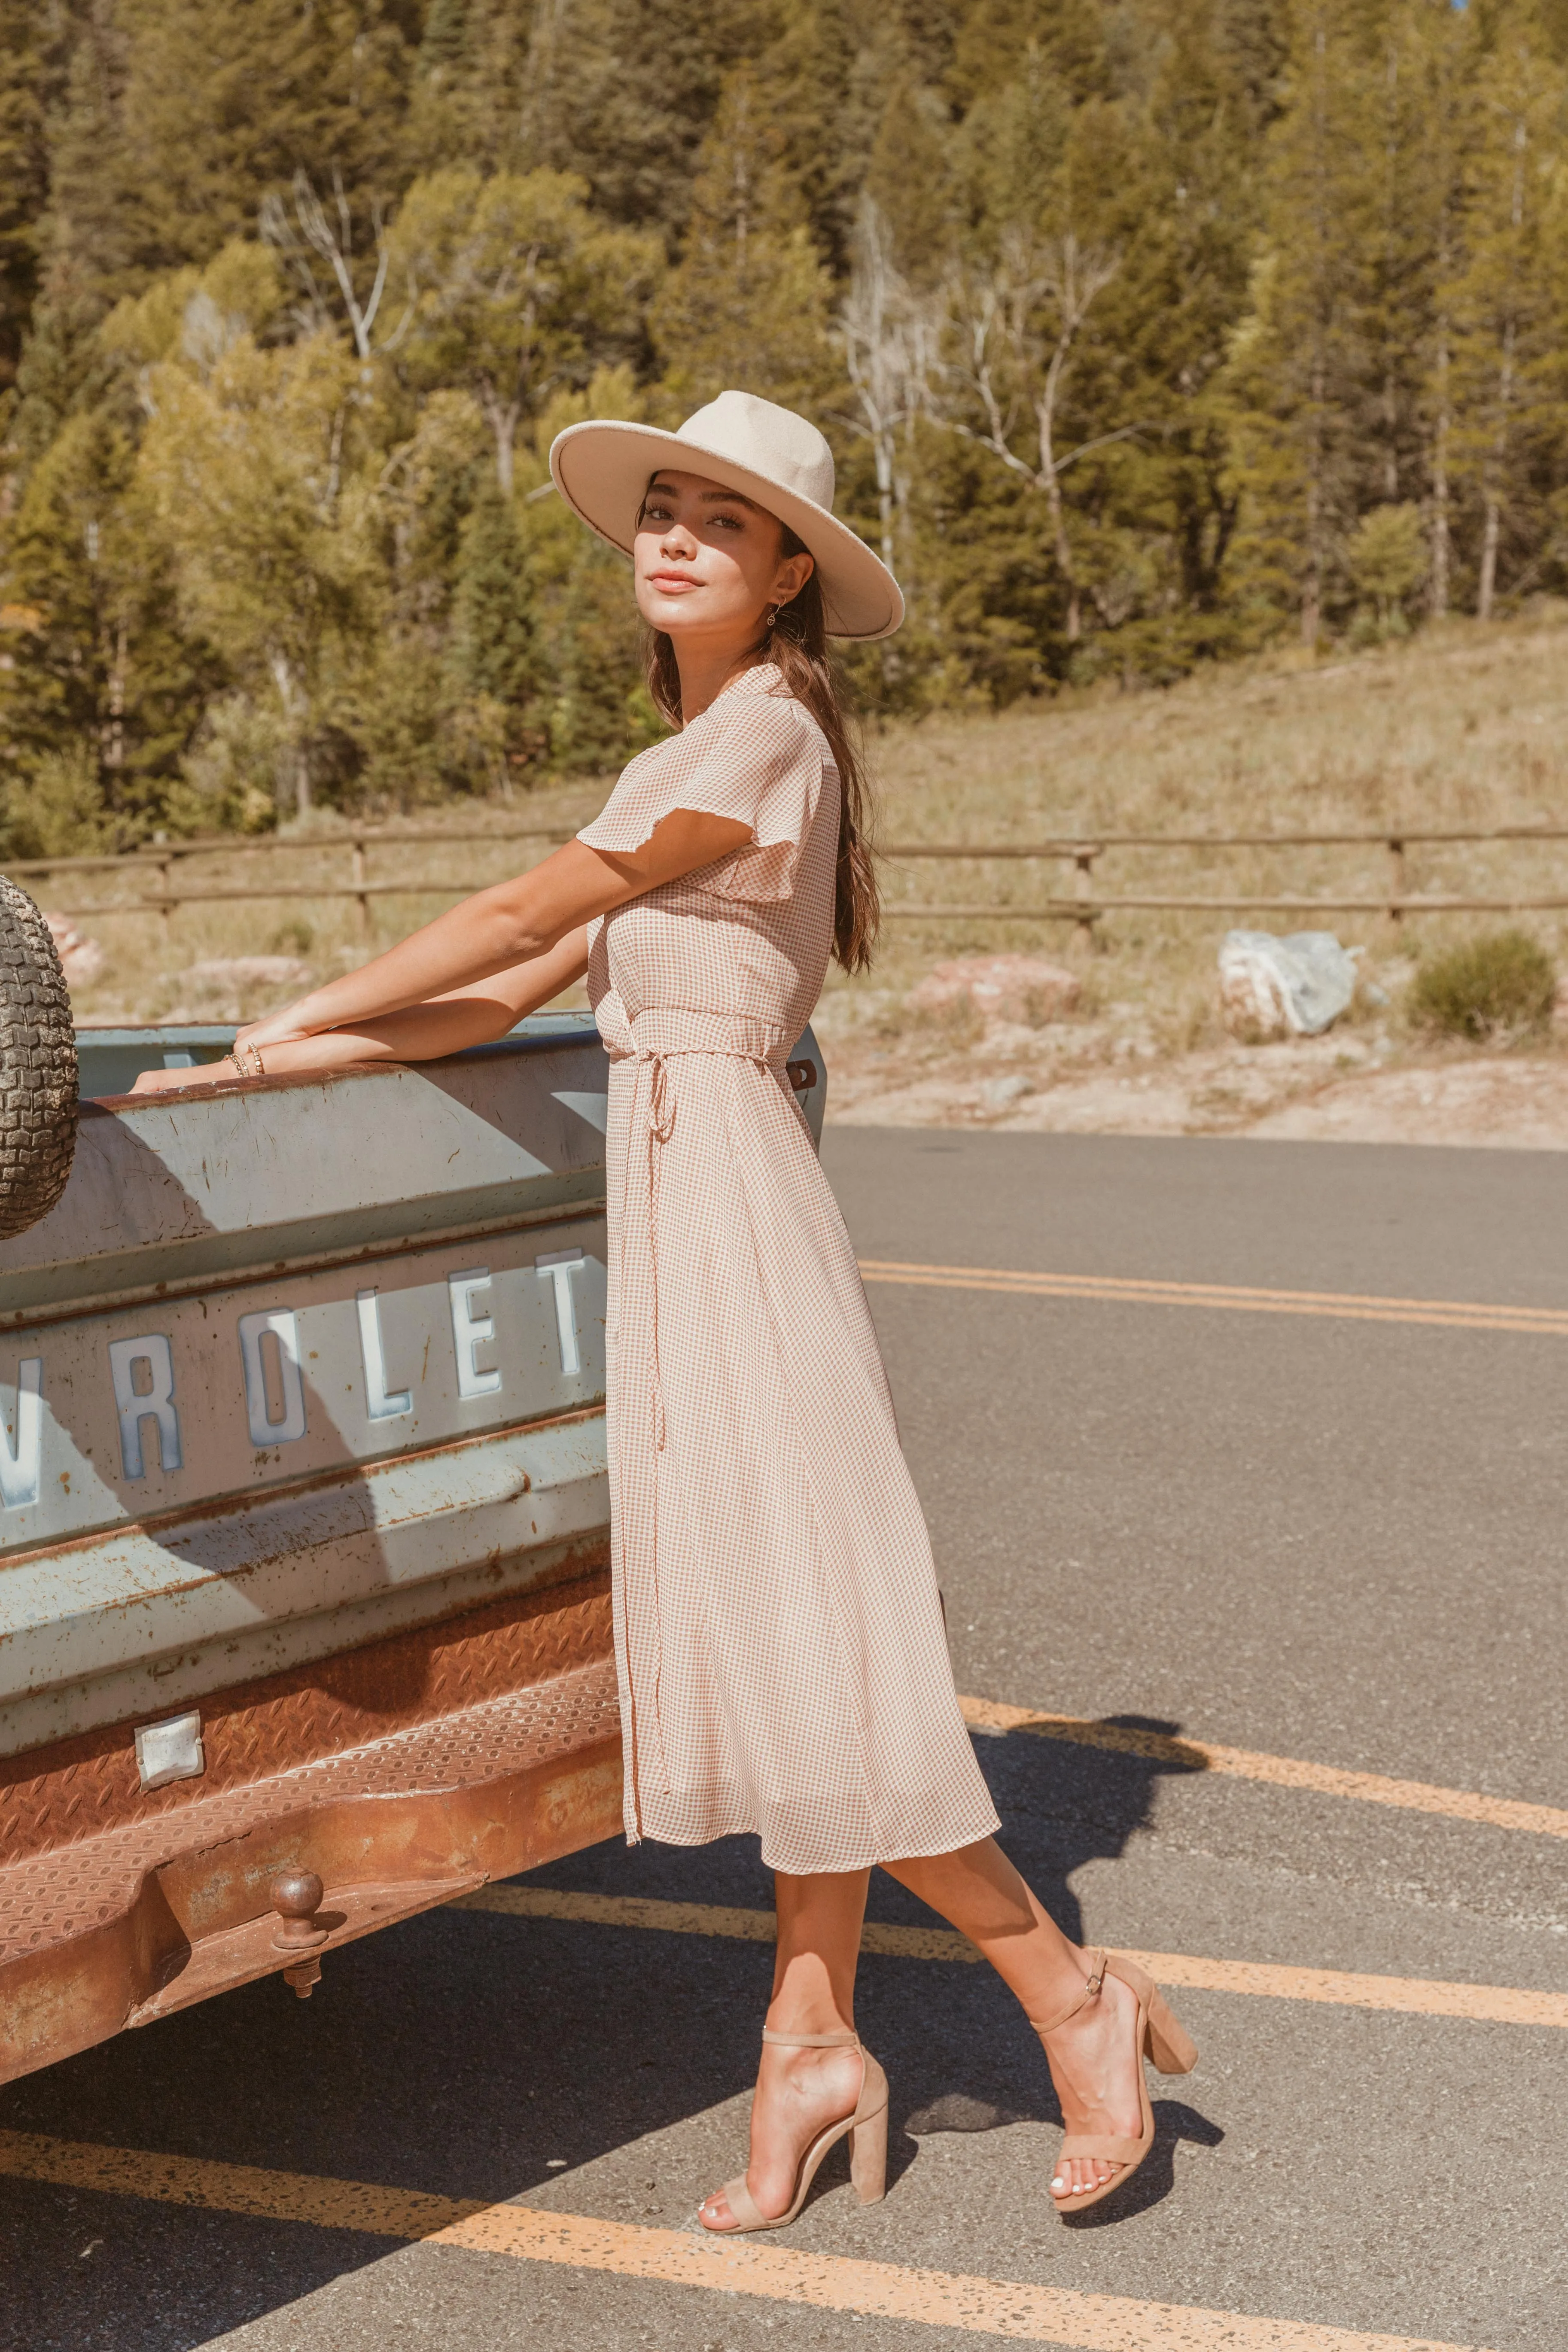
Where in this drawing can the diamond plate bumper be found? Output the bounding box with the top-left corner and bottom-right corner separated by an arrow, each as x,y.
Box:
0,1577 -> 621,2084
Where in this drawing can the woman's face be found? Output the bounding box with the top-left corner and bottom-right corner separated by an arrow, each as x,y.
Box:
633,470 -> 814,644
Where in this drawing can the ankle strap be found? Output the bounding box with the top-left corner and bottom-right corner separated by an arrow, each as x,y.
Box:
761,2026 -> 860,2048
1032,1950 -> 1106,2039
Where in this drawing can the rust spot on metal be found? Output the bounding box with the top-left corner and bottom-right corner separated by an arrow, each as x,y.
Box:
0,1563 -> 610,1868
0,1629 -> 621,2081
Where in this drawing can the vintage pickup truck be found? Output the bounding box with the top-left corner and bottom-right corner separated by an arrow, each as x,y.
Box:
0,887 -> 822,2082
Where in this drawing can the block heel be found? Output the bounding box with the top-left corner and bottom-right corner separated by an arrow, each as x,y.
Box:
701,2029 -> 890,2234
849,2089 -> 889,2203
1145,1987 -> 1198,2077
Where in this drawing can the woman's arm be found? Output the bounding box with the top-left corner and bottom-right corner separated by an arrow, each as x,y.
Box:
228,811 -> 750,1058
129,929 -> 592,1095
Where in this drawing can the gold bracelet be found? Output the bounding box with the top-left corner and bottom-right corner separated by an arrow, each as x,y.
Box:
230,1041 -> 266,1080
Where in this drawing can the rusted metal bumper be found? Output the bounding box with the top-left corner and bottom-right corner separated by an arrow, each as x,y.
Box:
0,1570 -> 620,2084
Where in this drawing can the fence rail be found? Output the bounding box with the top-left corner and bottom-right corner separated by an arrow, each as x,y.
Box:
11,823 -> 1568,937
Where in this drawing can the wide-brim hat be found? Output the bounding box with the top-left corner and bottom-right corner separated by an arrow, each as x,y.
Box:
548,389 -> 904,641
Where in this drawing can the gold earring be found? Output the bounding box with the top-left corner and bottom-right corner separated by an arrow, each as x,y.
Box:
765,606 -> 779,629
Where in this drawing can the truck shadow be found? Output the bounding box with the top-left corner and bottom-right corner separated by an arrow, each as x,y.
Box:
0,1715 -> 1223,2346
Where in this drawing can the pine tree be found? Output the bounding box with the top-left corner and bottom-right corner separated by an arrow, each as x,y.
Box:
1221,0 -> 1373,642
45,0 -> 420,316
448,481 -> 543,783
1081,0 -> 1259,656
0,0 -> 65,396
0,402 -> 218,842
947,0 -> 1113,112
655,65 -> 840,417
516,0 -> 782,250
407,0 -> 534,177
1445,0 -> 1567,616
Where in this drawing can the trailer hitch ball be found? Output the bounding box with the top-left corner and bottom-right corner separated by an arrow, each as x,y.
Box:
271,1868 -> 329,1997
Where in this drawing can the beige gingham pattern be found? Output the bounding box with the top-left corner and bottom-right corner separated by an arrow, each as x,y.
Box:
578,666 -> 999,1874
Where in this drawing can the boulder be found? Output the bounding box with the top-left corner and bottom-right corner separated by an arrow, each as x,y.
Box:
41,912 -> 106,988
910,953 -> 1081,1026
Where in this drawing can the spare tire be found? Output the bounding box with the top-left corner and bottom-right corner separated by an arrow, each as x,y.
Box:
0,876 -> 79,1238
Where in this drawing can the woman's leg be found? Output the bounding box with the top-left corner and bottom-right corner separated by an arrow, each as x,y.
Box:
882,1838 -> 1145,2203
699,1867 -> 871,2230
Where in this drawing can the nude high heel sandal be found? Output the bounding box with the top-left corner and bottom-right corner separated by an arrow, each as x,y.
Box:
702,2027 -> 890,2234
1038,1950 -> 1198,2215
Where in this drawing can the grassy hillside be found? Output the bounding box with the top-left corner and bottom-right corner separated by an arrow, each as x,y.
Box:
831,604 -> 1568,1039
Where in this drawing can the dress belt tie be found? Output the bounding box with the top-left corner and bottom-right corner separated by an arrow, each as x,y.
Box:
617,1012 -> 788,1453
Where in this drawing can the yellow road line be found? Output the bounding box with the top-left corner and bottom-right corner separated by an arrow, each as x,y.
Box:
451,1890 -> 1568,2030
0,2128 -> 1495,2352
956,1698 -> 1568,1842
858,1259 -> 1568,1339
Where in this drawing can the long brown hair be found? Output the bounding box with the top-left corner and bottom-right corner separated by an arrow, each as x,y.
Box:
641,521 -> 880,974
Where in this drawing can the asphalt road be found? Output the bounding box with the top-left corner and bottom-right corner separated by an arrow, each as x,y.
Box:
4,1131 -> 1565,2352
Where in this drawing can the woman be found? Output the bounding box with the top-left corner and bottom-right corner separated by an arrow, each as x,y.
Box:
139,390 -> 1195,2228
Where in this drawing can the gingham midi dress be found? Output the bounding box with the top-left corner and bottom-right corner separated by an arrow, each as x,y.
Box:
579,663 -> 1000,1875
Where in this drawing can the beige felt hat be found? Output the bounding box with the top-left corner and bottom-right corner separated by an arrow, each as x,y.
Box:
548,389 -> 904,641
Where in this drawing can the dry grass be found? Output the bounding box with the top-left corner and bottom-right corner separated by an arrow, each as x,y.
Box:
37,606 -> 1568,1071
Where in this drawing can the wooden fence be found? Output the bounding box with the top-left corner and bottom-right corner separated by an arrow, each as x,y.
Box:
10,822 -> 1568,938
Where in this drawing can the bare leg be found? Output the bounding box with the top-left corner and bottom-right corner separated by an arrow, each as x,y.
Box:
882,1838 -> 1144,2203
698,1868 -> 870,2231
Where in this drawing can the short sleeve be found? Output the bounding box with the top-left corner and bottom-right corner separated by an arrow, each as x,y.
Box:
577,693 -> 826,903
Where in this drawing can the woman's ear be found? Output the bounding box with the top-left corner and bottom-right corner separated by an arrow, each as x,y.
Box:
773,549 -> 815,605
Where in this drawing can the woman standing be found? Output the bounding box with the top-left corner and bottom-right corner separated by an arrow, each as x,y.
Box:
152,391 -> 1196,2229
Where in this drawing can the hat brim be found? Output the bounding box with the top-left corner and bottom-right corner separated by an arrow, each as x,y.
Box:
548,419 -> 904,641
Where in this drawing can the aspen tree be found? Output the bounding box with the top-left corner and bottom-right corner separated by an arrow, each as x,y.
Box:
391,168 -> 660,496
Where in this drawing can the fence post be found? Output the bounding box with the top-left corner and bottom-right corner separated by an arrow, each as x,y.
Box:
1386,837 -> 1406,928
352,837 -> 370,939
1073,846 -> 1101,946
155,857 -> 174,950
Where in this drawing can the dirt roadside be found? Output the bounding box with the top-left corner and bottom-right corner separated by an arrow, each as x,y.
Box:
816,1003 -> 1568,1149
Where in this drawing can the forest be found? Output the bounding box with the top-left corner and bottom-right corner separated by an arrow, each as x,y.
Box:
1,0 -> 1567,853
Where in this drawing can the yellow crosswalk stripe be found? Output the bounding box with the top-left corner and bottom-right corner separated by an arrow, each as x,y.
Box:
0,2129 -> 1497,2352
451,1889 -> 1568,2029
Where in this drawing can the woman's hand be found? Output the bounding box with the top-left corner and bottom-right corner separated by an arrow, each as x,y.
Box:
129,1060 -> 230,1095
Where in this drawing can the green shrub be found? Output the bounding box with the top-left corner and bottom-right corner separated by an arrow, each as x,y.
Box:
1408,928 -> 1557,1041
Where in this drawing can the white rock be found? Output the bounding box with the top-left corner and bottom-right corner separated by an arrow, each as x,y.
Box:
1218,931 -> 1359,1042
